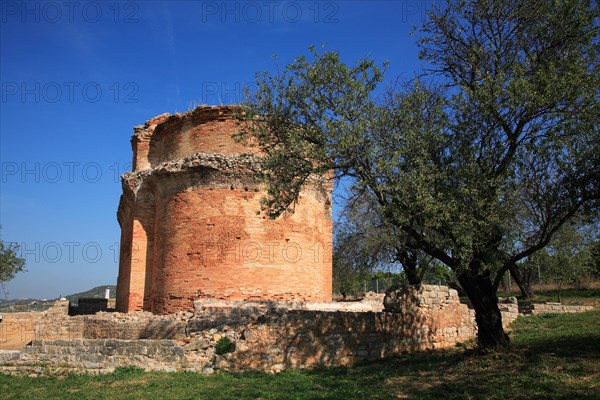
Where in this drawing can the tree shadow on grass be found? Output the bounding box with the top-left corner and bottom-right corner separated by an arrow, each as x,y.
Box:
299,330 -> 600,400
520,333 -> 600,359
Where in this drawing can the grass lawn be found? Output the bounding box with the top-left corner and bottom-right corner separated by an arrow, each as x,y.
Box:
499,287 -> 600,308
522,288 -> 600,308
2,310 -> 599,400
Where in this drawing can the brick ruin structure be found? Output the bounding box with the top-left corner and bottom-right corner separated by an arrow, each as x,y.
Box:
1,285 -> 530,375
115,106 -> 333,314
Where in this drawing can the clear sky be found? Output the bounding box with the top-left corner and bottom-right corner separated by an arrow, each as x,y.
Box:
0,0 -> 435,299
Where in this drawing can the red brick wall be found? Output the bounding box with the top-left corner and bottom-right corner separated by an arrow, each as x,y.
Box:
152,118 -> 251,165
149,186 -> 332,314
116,106 -> 332,314
131,107 -> 254,171
116,195 -> 134,311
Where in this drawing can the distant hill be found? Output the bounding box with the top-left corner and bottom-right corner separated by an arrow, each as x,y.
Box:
0,285 -> 117,310
0,298 -> 41,307
65,285 -> 117,304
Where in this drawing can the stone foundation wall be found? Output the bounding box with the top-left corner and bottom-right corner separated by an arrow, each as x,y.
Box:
0,300 -> 81,350
0,302 -> 190,349
1,309 -> 472,376
383,284 -> 477,346
498,297 -> 519,328
1,286 -> 478,374
0,339 -> 186,375
2,288 -> 594,376
520,302 -> 594,315
81,312 -> 188,340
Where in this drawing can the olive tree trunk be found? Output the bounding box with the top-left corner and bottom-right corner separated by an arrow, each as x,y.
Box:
457,270 -> 509,350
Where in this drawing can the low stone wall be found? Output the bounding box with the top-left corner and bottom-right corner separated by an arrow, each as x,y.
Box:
219,309 -> 473,372
0,300 -> 80,350
0,285 -> 479,375
0,339 -> 186,375
498,297 -> 519,328
520,302 -> 594,315
0,308 -> 471,375
82,312 -> 188,340
2,286 -> 595,376
383,284 -> 477,346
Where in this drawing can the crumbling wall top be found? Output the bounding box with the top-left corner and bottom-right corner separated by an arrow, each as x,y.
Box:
132,105 -> 239,141
130,105 -> 248,171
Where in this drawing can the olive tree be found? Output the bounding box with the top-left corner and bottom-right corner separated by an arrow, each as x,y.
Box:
237,0 -> 599,349
336,187 -> 435,286
0,238 -> 26,297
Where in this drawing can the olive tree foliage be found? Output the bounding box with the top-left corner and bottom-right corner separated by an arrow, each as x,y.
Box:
590,239 -> 600,277
419,0 -> 599,274
524,221 -> 597,302
511,216 -> 599,298
0,236 -> 26,298
236,0 -> 599,350
332,220 -> 371,299
335,188 -> 437,287
0,241 -> 25,283
427,0 -> 600,300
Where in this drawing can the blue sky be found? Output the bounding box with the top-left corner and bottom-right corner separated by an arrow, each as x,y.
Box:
0,0 -> 434,299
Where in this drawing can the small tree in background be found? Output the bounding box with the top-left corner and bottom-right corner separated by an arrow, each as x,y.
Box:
590,240 -> 600,279
526,222 -> 596,302
0,237 -> 26,298
333,221 -> 372,299
335,188 -> 437,287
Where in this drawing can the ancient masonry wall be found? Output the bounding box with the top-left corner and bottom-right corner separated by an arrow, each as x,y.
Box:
520,302 -> 594,315
1,286 -> 595,375
0,286 -> 473,374
116,106 -> 333,314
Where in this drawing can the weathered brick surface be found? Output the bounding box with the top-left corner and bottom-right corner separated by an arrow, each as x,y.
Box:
132,107 -> 250,170
116,106 -> 333,314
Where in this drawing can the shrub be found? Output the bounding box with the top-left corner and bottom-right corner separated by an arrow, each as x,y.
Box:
215,337 -> 233,355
